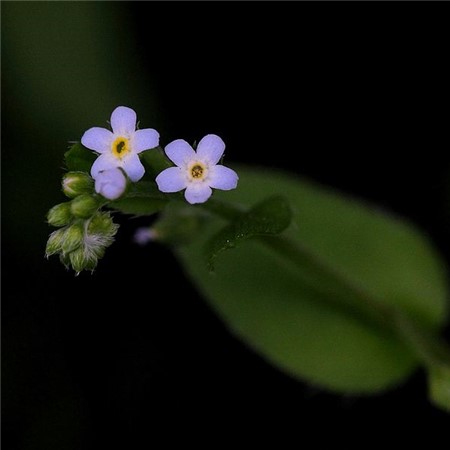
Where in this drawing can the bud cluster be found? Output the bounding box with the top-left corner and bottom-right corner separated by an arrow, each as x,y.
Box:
46,212 -> 118,274
45,171 -> 119,273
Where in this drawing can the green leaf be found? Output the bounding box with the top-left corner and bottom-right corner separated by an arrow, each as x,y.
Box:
176,166 -> 448,393
125,181 -> 163,197
110,197 -> 167,216
109,181 -> 168,216
429,365 -> 450,412
206,195 -> 292,269
141,147 -> 172,178
152,204 -> 208,246
64,143 -> 96,173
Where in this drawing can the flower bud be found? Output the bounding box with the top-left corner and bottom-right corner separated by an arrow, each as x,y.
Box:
61,222 -> 84,254
59,252 -> 71,269
134,227 -> 157,245
69,246 -> 97,274
87,212 -> 118,237
45,228 -> 67,257
94,168 -> 127,200
62,171 -> 94,198
71,194 -> 99,219
47,213 -> 118,274
47,202 -> 72,227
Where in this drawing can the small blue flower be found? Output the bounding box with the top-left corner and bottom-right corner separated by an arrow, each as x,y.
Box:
81,106 -> 159,182
156,134 -> 238,204
94,168 -> 127,200
134,227 -> 157,245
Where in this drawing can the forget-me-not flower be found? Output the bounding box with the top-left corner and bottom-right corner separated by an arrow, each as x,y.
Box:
156,134 -> 238,204
81,106 -> 159,182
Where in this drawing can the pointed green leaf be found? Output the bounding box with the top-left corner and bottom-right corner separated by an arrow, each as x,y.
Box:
206,195 -> 292,269
64,143 -> 96,173
177,166 -> 448,393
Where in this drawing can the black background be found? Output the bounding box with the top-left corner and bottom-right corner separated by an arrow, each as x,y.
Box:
3,4 -> 450,448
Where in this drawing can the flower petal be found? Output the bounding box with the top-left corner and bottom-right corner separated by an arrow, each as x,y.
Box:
184,184 -> 212,204
121,154 -> 145,182
95,168 -> 127,200
165,139 -> 195,167
196,134 -> 225,165
155,167 -> 187,193
209,165 -> 239,190
81,127 -> 113,153
91,154 -> 117,179
110,106 -> 137,135
133,128 -> 160,153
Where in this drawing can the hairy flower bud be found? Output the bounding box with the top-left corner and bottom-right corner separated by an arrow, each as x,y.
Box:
88,212 -> 119,237
71,194 -> 99,219
69,247 -> 97,274
45,228 -> 67,257
62,171 -> 94,198
61,222 -> 84,254
47,202 -> 72,227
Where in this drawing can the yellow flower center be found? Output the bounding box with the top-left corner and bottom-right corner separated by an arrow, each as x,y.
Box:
191,164 -> 204,178
188,162 -> 207,181
112,137 -> 130,159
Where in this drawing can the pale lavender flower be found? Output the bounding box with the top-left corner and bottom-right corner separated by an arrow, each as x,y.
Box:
134,227 -> 158,245
94,168 -> 127,200
155,134 -> 238,204
81,106 -> 159,182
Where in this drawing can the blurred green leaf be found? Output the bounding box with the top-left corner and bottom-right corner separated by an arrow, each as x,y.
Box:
64,143 -> 96,173
110,197 -> 167,216
177,166 -> 448,393
429,365 -> 450,412
152,204 -> 208,246
206,195 -> 292,269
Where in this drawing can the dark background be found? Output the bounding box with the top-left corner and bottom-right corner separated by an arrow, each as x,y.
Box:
3,3 -> 450,448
